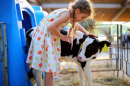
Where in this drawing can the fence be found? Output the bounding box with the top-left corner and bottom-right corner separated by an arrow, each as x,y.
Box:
0,22 -> 8,86
0,23 -> 130,86
60,24 -> 130,79
121,24 -> 130,78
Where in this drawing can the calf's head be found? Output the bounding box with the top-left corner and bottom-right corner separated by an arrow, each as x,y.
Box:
77,36 -> 111,62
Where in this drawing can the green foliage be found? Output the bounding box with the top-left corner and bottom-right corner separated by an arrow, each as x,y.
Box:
78,18 -> 97,33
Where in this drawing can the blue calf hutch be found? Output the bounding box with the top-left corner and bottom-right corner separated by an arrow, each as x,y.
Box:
0,0 -> 48,86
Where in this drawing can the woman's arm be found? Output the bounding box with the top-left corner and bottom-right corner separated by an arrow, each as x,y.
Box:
77,23 -> 89,35
69,19 -> 89,35
47,11 -> 72,42
77,23 -> 98,38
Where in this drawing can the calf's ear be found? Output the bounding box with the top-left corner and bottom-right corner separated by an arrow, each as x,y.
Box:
79,38 -> 85,44
99,41 -> 111,48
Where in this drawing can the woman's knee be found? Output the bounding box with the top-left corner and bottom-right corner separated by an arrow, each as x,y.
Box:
45,72 -> 53,78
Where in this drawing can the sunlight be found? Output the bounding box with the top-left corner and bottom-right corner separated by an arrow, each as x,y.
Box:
102,22 -> 130,26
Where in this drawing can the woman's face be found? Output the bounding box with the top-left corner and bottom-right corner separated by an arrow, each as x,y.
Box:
74,8 -> 90,22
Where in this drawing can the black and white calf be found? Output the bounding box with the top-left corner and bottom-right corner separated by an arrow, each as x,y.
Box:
26,29 -> 111,86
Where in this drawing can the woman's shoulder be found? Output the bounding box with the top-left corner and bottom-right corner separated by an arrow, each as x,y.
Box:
58,8 -> 69,11
53,8 -> 69,13
58,8 -> 70,18
50,8 -> 70,18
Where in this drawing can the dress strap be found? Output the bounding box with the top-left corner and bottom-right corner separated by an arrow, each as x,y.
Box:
56,8 -> 70,17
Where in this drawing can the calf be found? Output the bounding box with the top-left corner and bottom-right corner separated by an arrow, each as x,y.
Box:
26,29 -> 111,86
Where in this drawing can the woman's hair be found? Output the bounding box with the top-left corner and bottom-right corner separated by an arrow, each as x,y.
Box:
68,0 -> 94,38
69,0 -> 94,28
71,0 -> 93,15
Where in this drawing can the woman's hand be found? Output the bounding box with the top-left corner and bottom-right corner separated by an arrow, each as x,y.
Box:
61,35 -> 73,43
86,33 -> 98,38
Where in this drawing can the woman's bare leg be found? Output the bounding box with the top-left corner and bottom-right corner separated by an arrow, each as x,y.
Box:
32,69 -> 42,86
44,72 -> 53,86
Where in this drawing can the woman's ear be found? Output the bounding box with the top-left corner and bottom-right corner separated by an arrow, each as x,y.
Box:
75,8 -> 80,14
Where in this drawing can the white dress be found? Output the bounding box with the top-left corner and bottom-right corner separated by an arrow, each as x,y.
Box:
26,8 -> 70,77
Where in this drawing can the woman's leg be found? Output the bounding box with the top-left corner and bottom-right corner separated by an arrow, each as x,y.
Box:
44,72 -> 53,86
32,69 -> 42,86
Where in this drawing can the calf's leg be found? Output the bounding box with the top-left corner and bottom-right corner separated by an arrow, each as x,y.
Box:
78,65 -> 85,86
84,61 -> 92,86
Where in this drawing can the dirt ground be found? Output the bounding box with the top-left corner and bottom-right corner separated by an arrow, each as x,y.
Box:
53,72 -> 130,86
33,71 -> 129,86
33,53 -> 130,86
53,53 -> 130,86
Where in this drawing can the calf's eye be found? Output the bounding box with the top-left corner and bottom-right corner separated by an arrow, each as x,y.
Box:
88,48 -> 91,50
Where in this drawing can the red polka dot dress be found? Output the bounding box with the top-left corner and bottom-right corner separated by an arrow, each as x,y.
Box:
26,8 -> 70,77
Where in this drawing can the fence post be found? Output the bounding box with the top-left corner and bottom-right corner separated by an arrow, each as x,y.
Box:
109,27 -> 112,66
117,24 -> 119,77
0,23 -> 8,86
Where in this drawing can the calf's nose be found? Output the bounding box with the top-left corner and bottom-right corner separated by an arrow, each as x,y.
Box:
78,56 -> 82,60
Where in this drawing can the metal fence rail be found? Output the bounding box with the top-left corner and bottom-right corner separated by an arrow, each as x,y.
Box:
61,24 -> 120,75
121,27 -> 130,77
0,23 -> 129,85
0,22 -> 8,86
61,24 -> 130,79
90,24 -> 120,75
92,24 -> 130,78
